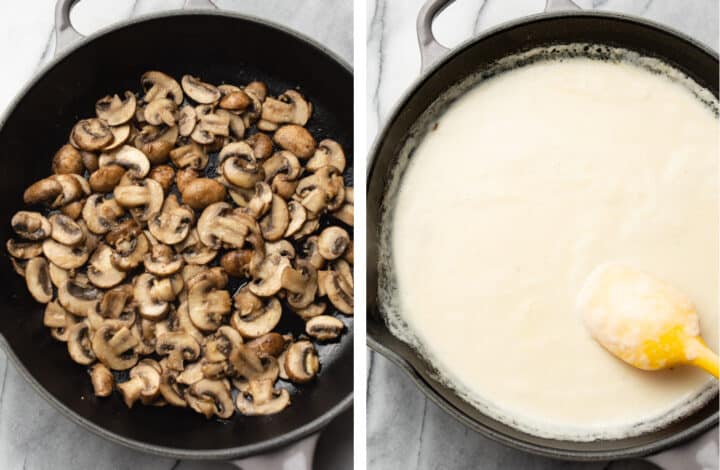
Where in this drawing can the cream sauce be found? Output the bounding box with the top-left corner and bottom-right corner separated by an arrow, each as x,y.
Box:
390,58 -> 719,440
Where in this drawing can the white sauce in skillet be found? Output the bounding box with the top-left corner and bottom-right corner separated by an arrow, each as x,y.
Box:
390,57 -> 719,440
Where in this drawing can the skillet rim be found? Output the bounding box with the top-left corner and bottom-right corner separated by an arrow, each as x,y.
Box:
0,8 -> 354,461
366,10 -> 719,461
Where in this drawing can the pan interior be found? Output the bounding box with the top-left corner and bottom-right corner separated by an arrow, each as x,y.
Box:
0,13 -> 352,455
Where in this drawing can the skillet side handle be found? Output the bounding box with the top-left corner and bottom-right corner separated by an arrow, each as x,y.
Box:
544,0 -> 582,12
54,0 -> 84,57
416,0 -> 454,73
228,433 -> 320,470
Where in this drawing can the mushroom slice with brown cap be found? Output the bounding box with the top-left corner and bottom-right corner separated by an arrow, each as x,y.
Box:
284,340 -> 320,383
96,284 -> 132,320
149,165 -> 175,193
181,75 -> 221,104
99,145 -> 150,179
156,331 -> 201,371
49,214 -> 84,246
259,195 -> 289,241
191,107 -> 230,144
231,355 -> 280,392
317,226 -> 350,260
219,88 -> 251,111
52,144 -> 84,175
306,315 -> 344,341
89,165 -> 126,193
244,132 -> 273,161
134,125 -> 178,164
110,230 -> 149,271
103,125 -> 131,151
298,236 -> 324,272
87,244 -> 126,288
220,142 -> 264,189
263,151 -> 302,183
159,360 -> 188,407
331,203 -> 354,227
335,259 -> 354,290
141,71 -> 183,105
96,91 -> 136,126
53,174 -> 86,207
248,254 -> 291,297
261,90 -> 312,126
245,333 -> 288,358
204,325 -> 243,363
113,178 -> 164,222
181,178 -> 227,210
71,118 -> 113,151
82,194 -> 124,235
235,381 -> 290,416
188,379 -> 234,419
25,257 -> 52,303
187,277 -> 231,332
175,229 -> 217,265
273,124 -> 316,159
197,202 -> 251,249
90,363 -> 114,397
284,201 -> 307,238
58,278 -> 102,316
306,139 -> 346,173
148,195 -> 194,245
178,105 -> 197,137
322,270 -> 353,315
231,287 -> 282,339
42,239 -> 89,269
220,249 -> 255,278
12,211 -> 51,240
294,302 -> 327,321
44,300 -> 68,329
23,177 -> 63,206
117,359 -> 162,407
144,98 -> 177,126
67,322 -> 96,365
60,199 -> 85,220
281,261 -> 318,310
169,142 -> 207,170
92,321 -> 139,370
144,244 -> 183,276
6,239 -> 43,259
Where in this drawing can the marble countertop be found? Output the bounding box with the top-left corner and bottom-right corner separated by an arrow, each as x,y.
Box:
0,1 -> 352,469
366,0 -> 718,469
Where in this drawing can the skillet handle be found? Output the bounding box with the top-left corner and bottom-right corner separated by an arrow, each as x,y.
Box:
53,0 -> 218,57
228,433 -> 320,470
416,0 -> 581,73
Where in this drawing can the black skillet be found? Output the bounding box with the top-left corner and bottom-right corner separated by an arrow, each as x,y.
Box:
367,0 -> 718,462
0,0 -> 353,464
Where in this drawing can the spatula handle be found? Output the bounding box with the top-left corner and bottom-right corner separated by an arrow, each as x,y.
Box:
688,339 -> 719,378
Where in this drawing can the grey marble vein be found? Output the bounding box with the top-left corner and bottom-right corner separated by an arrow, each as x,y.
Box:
366,1 -> 719,469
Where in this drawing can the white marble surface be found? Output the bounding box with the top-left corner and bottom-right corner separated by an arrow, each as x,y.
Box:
0,1 -> 352,469
366,0 -> 719,469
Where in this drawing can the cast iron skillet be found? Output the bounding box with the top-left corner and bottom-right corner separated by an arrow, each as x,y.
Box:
367,0 -> 718,461
0,0 -> 353,462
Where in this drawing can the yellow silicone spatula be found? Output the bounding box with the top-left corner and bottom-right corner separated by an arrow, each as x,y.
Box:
577,262 -> 718,378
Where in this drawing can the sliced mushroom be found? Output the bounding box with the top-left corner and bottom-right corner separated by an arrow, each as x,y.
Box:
133,125 -> 178,164
58,277 -> 102,316
23,177 -> 62,206
307,139 -> 346,173
191,106 -> 230,144
12,211 -> 51,240
61,199 -> 85,220
110,230 -> 149,271
294,302 -> 327,321
204,325 -> 244,363
96,284 -> 132,319
177,359 -> 205,385
281,261 -> 317,309
144,244 -> 184,276
284,200 -> 307,237
103,124 -> 131,151
89,164 -> 126,193
96,91 -> 136,126
248,254 -> 291,297
169,141 -> 208,170
219,88 -> 251,111
134,273 -> 172,320
187,274 -> 231,332
261,90 -> 312,127
49,214 -> 84,246
284,340 -> 319,383
188,379 -> 234,419
71,118 -> 113,151
42,239 -> 88,269
220,249 -> 255,278
331,203 -> 354,226
176,168 -> 200,194
113,178 -> 164,222
149,164 -> 175,193
305,315 -> 344,341
181,75 -> 220,104
231,354 -> 279,392
322,270 -> 353,315
181,178 -> 227,210
259,195 -> 289,241
90,363 -> 114,397
25,257 -> 52,303
92,321 -> 139,370
144,98 -> 177,126
197,202 -> 253,249
159,360 -> 188,407
148,195 -> 193,245
156,331 -> 201,371
273,124 -> 316,158
6,239 -> 43,259
235,380 -> 290,416
245,333 -> 288,358
220,142 -> 264,189
99,145 -> 150,179
67,322 -> 96,365
266,240 -> 296,259
52,144 -> 84,175
178,105 -> 197,136
141,71 -> 183,105
81,195 -> 124,235
117,359 -> 161,407
231,287 -> 282,338
317,226 -> 349,260
85,243 -> 125,288
175,229 -> 217,265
